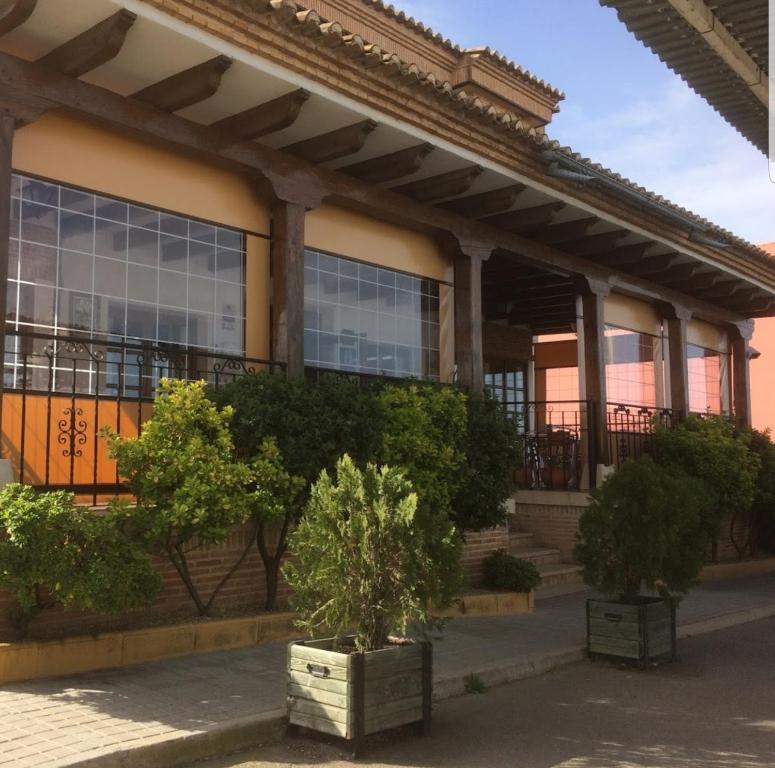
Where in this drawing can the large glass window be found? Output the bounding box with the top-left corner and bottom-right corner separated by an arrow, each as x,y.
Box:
303,249 -> 444,380
688,343 -> 729,414
604,325 -> 662,407
7,174 -> 246,353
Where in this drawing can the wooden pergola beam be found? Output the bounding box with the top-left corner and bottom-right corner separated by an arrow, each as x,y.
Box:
284,119 -> 377,163
0,49 -> 755,324
37,9 -> 136,78
393,165 -> 483,203
528,216 -> 599,245
481,201 -> 566,233
440,184 -> 526,218
134,56 -> 232,112
0,0 -> 36,36
211,88 -> 311,141
342,143 -> 434,183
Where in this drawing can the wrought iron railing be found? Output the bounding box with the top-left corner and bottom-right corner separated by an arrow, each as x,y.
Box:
1,329 -> 284,503
507,400 -> 594,492
606,401 -> 675,469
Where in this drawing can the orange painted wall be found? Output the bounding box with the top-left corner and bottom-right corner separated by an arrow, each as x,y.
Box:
751,242 -> 775,433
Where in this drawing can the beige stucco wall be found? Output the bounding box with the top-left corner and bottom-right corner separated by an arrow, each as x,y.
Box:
13,113 -> 272,359
604,292 -> 661,336
305,205 -> 452,282
687,318 -> 729,353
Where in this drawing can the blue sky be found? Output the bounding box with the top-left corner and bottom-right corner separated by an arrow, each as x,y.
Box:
394,0 -> 775,246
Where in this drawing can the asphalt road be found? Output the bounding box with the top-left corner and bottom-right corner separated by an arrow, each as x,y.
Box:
195,617 -> 775,768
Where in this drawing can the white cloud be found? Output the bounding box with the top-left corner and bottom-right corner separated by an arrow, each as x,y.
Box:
550,77 -> 775,246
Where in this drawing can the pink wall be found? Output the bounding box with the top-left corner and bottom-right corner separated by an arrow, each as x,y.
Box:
751,242 -> 775,433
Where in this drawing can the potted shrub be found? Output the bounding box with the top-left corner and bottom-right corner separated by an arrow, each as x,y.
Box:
283,455 -> 460,756
574,456 -> 712,667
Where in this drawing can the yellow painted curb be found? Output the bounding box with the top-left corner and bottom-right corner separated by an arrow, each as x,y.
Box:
0,593 -> 532,685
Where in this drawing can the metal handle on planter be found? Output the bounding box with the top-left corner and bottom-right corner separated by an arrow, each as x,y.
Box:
604,612 -> 623,623
307,662 -> 330,678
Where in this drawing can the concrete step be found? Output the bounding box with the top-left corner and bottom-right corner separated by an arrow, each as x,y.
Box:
535,563 -> 587,599
510,546 -> 562,567
508,531 -> 535,549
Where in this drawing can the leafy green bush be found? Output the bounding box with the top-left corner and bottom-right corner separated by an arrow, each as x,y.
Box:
0,485 -> 159,636
574,456 -> 712,599
376,383 -> 467,607
284,455 -> 444,651
453,391 -> 520,532
655,415 -> 760,560
209,372 -> 380,608
481,549 -> 542,593
743,428 -> 775,555
105,379 -> 252,616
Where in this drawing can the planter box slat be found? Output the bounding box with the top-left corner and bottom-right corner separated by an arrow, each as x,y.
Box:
288,638 -> 431,752
587,597 -> 676,666
288,682 -> 350,709
288,657 -> 350,681
288,669 -> 352,693
290,711 -> 349,738
290,695 -> 350,725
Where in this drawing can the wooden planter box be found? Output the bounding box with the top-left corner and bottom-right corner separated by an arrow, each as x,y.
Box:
586,597 -> 676,666
287,637 -> 432,756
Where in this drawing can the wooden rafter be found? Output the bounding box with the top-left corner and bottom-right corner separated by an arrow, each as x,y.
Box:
659,262 -> 700,287
561,230 -> 629,257
0,0 -> 36,36
481,202 -> 566,233
37,10 -> 136,78
597,242 -> 653,267
392,166 -> 483,203
133,56 -> 232,112
211,88 -> 311,141
624,253 -> 681,276
342,143 -> 434,183
440,184 -> 526,218
284,119 -> 377,163
528,216 -> 599,245
688,271 -> 723,291
699,279 -> 745,301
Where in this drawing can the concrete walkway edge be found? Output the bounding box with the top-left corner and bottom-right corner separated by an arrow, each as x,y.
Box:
69,601 -> 775,768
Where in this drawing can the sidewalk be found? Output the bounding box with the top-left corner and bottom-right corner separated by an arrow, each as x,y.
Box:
2,573 -> 775,768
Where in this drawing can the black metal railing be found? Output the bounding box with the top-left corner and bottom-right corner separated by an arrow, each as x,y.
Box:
606,401 -> 675,470
1,329 -> 284,503
507,400 -> 594,492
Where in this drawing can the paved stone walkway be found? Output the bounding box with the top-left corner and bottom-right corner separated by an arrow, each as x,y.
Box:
1,573 -> 775,768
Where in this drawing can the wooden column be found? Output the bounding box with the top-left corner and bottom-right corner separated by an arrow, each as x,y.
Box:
0,112 -> 15,455
271,200 -> 306,377
730,321 -> 753,429
577,278 -> 611,468
662,303 -> 692,420
454,241 -> 491,391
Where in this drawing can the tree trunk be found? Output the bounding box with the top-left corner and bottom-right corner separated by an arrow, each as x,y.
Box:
167,543 -> 208,616
256,512 -> 293,611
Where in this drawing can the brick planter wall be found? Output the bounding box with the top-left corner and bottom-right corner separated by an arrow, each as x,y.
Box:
461,525 -> 511,587
510,490 -> 591,562
0,521 -> 511,642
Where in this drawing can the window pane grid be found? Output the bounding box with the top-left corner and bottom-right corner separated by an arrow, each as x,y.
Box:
7,174 -> 246,359
303,250 -> 440,380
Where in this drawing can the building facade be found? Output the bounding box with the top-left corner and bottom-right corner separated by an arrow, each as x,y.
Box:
0,0 -> 773,501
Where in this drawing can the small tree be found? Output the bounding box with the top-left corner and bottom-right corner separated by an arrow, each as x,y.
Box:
574,456 -> 712,600
0,485 -> 160,637
104,379 -> 252,616
210,372 -> 380,609
453,390 -> 520,531
284,455 -> 445,651
655,415 -> 760,560
743,428 -> 775,555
